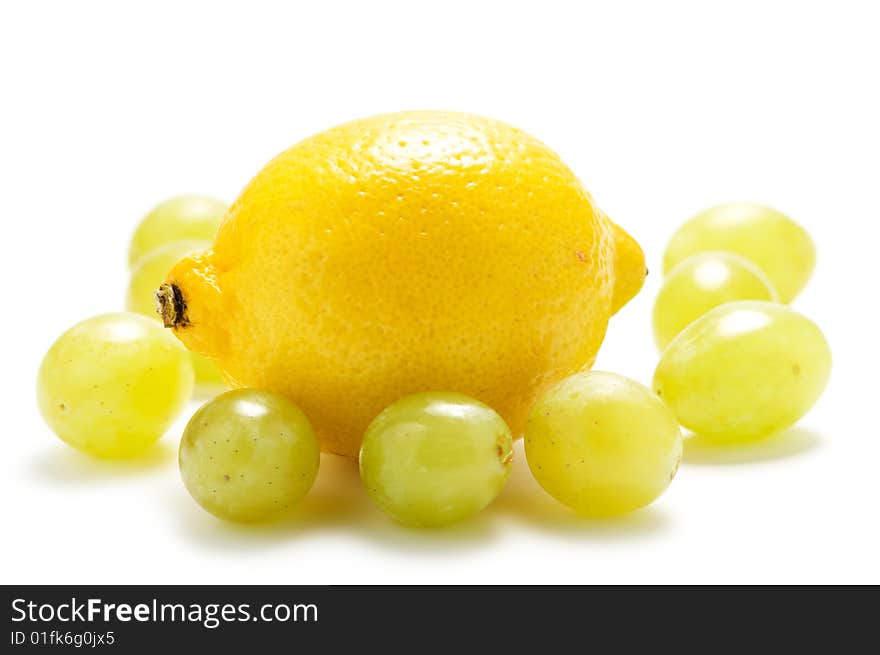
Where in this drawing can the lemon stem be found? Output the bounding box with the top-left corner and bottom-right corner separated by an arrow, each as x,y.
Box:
155,283 -> 188,328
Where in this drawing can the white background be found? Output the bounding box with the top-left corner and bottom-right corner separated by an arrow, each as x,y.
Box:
2,0 -> 878,584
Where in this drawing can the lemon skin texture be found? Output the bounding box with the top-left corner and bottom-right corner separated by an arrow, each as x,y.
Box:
163,111 -> 646,457
662,203 -> 815,303
608,217 -> 646,314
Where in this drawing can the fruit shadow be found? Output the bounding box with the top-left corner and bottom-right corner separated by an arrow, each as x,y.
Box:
492,442 -> 673,540
28,441 -> 176,485
171,453 -> 501,553
682,426 -> 824,466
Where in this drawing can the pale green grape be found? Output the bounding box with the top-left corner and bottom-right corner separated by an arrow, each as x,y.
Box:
653,251 -> 778,350
663,203 -> 815,302
126,240 -> 227,394
179,389 -> 320,523
128,195 -> 227,269
37,313 -> 194,458
653,301 -> 831,442
525,371 -> 682,517
359,392 -> 513,527
188,355 -> 228,396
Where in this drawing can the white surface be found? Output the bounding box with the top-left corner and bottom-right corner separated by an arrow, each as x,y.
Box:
2,0 -> 878,584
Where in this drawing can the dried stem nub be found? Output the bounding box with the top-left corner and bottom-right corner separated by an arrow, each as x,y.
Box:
155,283 -> 188,328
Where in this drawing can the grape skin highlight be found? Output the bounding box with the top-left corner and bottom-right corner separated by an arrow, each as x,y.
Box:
359,392 -> 513,527
653,251 -> 778,350
662,203 -> 815,303
37,313 -> 194,458
179,389 -> 320,523
653,301 -> 831,443
525,371 -> 682,517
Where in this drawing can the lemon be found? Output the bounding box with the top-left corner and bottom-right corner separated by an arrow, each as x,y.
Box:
158,111 -> 646,457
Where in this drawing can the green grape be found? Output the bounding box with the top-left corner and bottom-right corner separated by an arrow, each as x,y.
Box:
653,251 -> 778,350
126,240 -> 227,393
179,389 -> 320,523
359,392 -> 513,527
653,301 -> 831,443
37,313 -> 194,458
525,371 -> 682,517
128,195 -> 227,269
663,203 -> 815,303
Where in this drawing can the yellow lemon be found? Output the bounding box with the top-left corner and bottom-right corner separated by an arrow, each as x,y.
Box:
158,111 -> 645,457
126,240 -> 229,395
